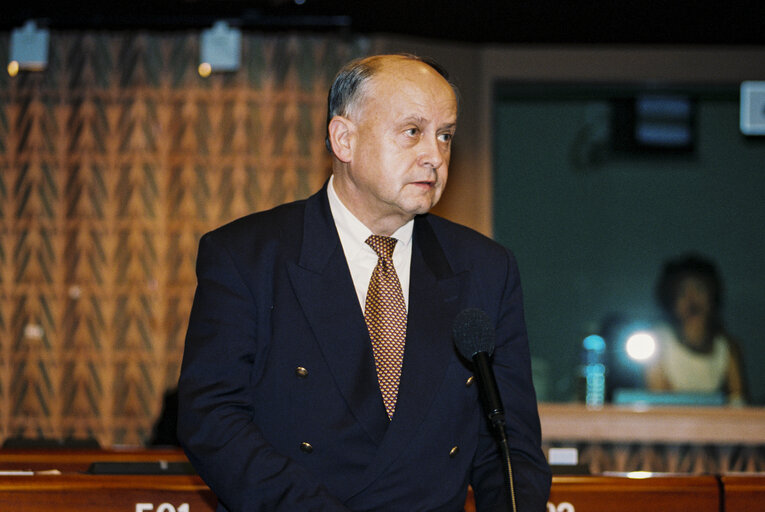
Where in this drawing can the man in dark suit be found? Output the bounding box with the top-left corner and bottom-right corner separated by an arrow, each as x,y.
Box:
177,54 -> 551,511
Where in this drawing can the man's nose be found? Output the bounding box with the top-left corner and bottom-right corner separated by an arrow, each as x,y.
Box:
418,136 -> 445,169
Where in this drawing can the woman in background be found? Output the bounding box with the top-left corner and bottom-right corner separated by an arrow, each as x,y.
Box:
646,253 -> 747,404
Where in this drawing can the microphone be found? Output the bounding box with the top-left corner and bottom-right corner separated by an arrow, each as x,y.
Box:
452,308 -> 505,430
453,308 -> 518,512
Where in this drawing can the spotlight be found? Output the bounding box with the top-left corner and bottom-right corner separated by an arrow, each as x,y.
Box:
9,20 -> 50,75
7,60 -> 20,77
197,62 -> 212,78
625,331 -> 657,362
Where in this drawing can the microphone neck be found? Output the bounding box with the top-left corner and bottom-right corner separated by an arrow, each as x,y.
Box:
472,352 -> 506,430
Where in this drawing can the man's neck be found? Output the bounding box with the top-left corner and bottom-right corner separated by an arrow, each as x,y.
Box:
330,175 -> 411,236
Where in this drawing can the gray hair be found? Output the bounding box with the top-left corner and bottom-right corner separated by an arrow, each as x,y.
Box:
325,54 -> 457,153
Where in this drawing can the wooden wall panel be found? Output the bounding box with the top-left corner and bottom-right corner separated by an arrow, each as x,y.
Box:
0,30 -> 370,445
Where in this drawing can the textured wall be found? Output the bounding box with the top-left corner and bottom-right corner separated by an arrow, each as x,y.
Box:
0,31 -> 369,445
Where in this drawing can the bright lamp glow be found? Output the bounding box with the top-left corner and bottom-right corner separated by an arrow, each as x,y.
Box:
625,331 -> 657,362
626,471 -> 654,479
7,60 -> 20,77
198,62 -> 212,77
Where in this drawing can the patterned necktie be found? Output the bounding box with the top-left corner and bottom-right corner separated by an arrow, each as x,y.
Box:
364,235 -> 407,419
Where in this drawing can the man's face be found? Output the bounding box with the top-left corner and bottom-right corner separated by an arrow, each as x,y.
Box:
335,58 -> 457,234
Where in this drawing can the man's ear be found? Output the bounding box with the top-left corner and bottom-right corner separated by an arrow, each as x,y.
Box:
328,116 -> 354,163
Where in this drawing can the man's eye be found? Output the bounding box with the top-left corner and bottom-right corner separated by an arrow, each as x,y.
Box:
405,128 -> 419,136
438,133 -> 453,142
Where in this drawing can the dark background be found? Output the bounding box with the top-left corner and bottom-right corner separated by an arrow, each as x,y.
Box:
4,0 -> 765,45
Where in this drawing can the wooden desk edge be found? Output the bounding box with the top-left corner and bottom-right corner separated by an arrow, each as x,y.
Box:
540,403 -> 765,444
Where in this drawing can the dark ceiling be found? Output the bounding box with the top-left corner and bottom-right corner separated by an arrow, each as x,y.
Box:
4,0 -> 765,46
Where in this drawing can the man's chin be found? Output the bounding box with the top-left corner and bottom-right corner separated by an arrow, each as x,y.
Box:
404,201 -> 438,217
403,192 -> 441,214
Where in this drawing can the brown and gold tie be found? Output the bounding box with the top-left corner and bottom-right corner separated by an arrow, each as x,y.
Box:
364,235 -> 407,419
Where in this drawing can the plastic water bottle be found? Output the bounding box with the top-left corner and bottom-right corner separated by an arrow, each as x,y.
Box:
582,334 -> 606,407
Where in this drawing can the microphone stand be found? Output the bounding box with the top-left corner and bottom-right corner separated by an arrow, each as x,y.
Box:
492,418 -> 517,512
474,353 -> 517,512
453,309 -> 518,512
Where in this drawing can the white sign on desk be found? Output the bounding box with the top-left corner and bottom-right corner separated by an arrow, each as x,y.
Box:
136,504 -> 190,512
547,502 -> 575,512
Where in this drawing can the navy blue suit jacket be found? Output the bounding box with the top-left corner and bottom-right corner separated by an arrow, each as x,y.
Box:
177,184 -> 551,511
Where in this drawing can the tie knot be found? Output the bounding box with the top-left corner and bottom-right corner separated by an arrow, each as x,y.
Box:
366,235 -> 397,260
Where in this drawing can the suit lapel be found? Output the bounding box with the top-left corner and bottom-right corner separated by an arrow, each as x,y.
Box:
286,187 -> 389,445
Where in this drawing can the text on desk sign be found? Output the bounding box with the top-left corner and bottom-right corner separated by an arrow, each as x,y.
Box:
136,504 -> 190,512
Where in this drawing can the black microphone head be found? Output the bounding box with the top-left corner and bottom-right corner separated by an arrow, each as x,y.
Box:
453,308 -> 495,359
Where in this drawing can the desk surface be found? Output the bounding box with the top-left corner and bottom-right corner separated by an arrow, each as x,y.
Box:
1,449 -> 764,512
0,472 -> 734,512
721,474 -> 765,512
550,475 -> 719,512
0,448 -> 190,472
0,474 -> 216,512
539,403 -> 765,444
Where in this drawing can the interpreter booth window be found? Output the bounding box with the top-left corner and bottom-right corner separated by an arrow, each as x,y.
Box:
491,83 -> 765,406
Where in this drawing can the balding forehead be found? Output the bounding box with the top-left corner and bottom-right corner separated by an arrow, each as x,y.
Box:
325,53 -> 458,152
355,58 -> 457,111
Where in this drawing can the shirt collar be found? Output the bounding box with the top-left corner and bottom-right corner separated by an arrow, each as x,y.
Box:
327,175 -> 414,253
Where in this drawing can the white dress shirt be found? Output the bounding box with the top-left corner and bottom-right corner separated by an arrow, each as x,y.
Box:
327,175 -> 413,312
